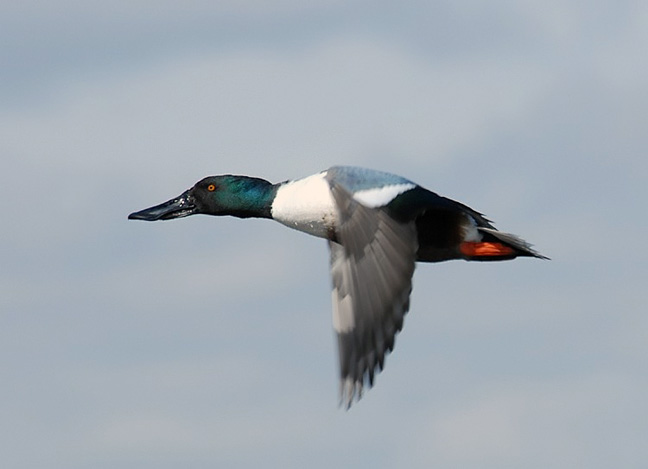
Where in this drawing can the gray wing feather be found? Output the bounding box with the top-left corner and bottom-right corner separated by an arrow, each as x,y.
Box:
327,179 -> 418,408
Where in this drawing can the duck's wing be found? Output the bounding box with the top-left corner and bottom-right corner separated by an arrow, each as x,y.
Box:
327,177 -> 418,408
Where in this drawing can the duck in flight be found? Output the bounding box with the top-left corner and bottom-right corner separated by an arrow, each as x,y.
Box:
129,166 -> 547,408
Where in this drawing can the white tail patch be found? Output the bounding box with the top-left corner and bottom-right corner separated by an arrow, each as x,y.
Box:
461,215 -> 482,242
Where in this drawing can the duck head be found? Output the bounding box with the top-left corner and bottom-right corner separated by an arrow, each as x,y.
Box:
128,175 -> 276,221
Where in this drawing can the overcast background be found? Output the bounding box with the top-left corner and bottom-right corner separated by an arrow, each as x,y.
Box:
2,1 -> 647,468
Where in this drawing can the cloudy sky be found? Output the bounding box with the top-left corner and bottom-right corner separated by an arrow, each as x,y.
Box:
2,1 -> 647,468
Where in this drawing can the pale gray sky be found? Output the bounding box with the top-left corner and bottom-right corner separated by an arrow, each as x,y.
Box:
2,1 -> 647,468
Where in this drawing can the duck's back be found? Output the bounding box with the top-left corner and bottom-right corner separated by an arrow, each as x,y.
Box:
327,167 -> 544,263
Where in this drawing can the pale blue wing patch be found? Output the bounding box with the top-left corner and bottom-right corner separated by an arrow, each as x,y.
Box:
327,166 -> 416,194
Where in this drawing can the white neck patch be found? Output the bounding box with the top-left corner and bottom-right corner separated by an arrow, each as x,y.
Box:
352,183 -> 415,208
271,171 -> 337,239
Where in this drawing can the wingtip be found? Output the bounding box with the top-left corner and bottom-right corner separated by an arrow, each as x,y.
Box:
338,377 -> 363,410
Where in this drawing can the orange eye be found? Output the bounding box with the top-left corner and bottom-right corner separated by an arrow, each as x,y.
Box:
207,184 -> 216,192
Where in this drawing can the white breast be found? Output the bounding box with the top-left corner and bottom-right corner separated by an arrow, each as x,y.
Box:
271,171 -> 338,239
